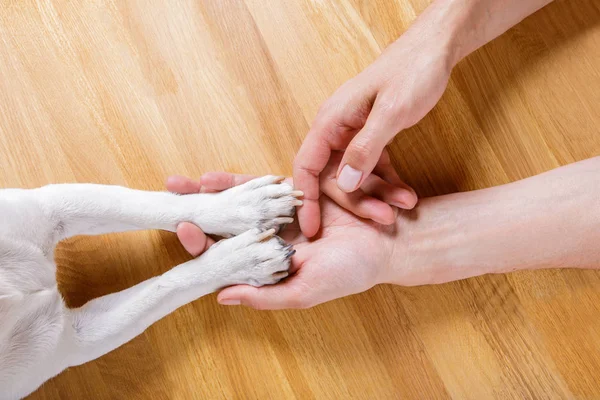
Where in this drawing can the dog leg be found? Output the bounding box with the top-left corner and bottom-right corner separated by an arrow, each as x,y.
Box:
31,175 -> 301,243
10,229 -> 291,399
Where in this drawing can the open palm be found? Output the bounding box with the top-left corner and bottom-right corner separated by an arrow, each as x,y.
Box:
254,194 -> 398,309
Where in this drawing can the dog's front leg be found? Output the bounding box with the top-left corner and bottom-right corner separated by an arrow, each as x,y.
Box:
33,183 -> 207,241
32,176 -> 301,242
53,228 -> 292,370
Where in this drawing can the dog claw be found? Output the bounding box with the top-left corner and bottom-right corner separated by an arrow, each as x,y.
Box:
273,217 -> 294,225
291,190 -> 304,197
285,249 -> 296,259
257,228 -> 277,241
293,200 -> 303,206
272,271 -> 289,280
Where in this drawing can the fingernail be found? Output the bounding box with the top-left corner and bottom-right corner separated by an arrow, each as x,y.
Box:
390,196 -> 417,210
219,299 -> 240,306
390,201 -> 410,209
338,165 -> 362,192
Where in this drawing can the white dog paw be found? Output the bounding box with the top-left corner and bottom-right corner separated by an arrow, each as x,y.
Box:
203,228 -> 294,287
201,175 -> 303,237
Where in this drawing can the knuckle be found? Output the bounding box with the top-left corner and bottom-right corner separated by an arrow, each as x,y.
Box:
316,99 -> 344,122
292,154 -> 302,169
293,159 -> 320,177
348,139 -> 375,165
316,80 -> 358,120
378,99 -> 401,116
317,99 -> 335,116
376,94 -> 407,127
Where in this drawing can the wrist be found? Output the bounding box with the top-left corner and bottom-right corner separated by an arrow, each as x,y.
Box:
387,188 -> 522,286
386,199 -> 484,287
421,0 -> 555,66
386,158 -> 600,287
399,0 -> 476,69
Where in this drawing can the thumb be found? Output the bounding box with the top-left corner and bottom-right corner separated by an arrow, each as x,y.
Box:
176,222 -> 214,257
337,96 -> 404,193
217,281 -> 308,310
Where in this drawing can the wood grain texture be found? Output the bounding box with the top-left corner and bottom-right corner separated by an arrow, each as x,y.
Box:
0,0 -> 598,398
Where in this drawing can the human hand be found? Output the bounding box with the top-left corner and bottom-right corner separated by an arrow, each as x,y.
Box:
166,164 -> 419,310
294,19 -> 457,237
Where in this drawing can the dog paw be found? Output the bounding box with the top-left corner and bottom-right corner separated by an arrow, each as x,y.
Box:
201,175 -> 303,237
202,228 -> 294,287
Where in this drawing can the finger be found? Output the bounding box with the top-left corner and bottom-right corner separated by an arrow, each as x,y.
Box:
217,279 -> 311,310
293,132 -> 332,238
373,148 -> 402,184
296,200 -> 321,238
199,172 -> 257,192
373,149 -> 417,196
321,176 -> 396,225
176,222 -> 214,257
370,150 -> 418,209
337,94 -> 406,192
166,175 -> 202,195
322,151 -> 396,224
360,174 -> 417,210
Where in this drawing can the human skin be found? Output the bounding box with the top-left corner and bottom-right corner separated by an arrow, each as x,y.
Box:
293,0 -> 555,238
167,156 -> 600,309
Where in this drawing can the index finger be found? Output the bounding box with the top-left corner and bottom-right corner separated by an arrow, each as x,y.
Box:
166,175 -> 202,195
166,173 -> 258,195
199,172 -> 257,192
293,132 -> 332,237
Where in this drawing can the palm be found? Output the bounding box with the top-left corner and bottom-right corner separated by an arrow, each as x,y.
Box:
278,196 -> 397,306
168,173 -> 406,309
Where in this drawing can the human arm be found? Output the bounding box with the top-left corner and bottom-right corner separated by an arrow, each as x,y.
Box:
294,0 -> 555,237
169,156 -> 599,309
392,156 -> 600,286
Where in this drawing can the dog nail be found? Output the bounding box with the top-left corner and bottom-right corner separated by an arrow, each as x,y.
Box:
258,228 -> 276,241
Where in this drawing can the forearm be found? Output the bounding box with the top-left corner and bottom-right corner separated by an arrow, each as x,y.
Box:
402,0 -> 554,66
393,157 -> 600,285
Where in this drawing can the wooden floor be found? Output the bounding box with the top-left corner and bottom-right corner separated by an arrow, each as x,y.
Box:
1,0 -> 599,398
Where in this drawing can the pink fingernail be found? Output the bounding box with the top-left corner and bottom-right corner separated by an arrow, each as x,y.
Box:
390,196 -> 418,210
219,299 -> 240,306
338,165 -> 362,192
390,201 -> 409,209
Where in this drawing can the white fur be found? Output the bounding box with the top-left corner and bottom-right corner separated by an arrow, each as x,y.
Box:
0,175 -> 299,399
